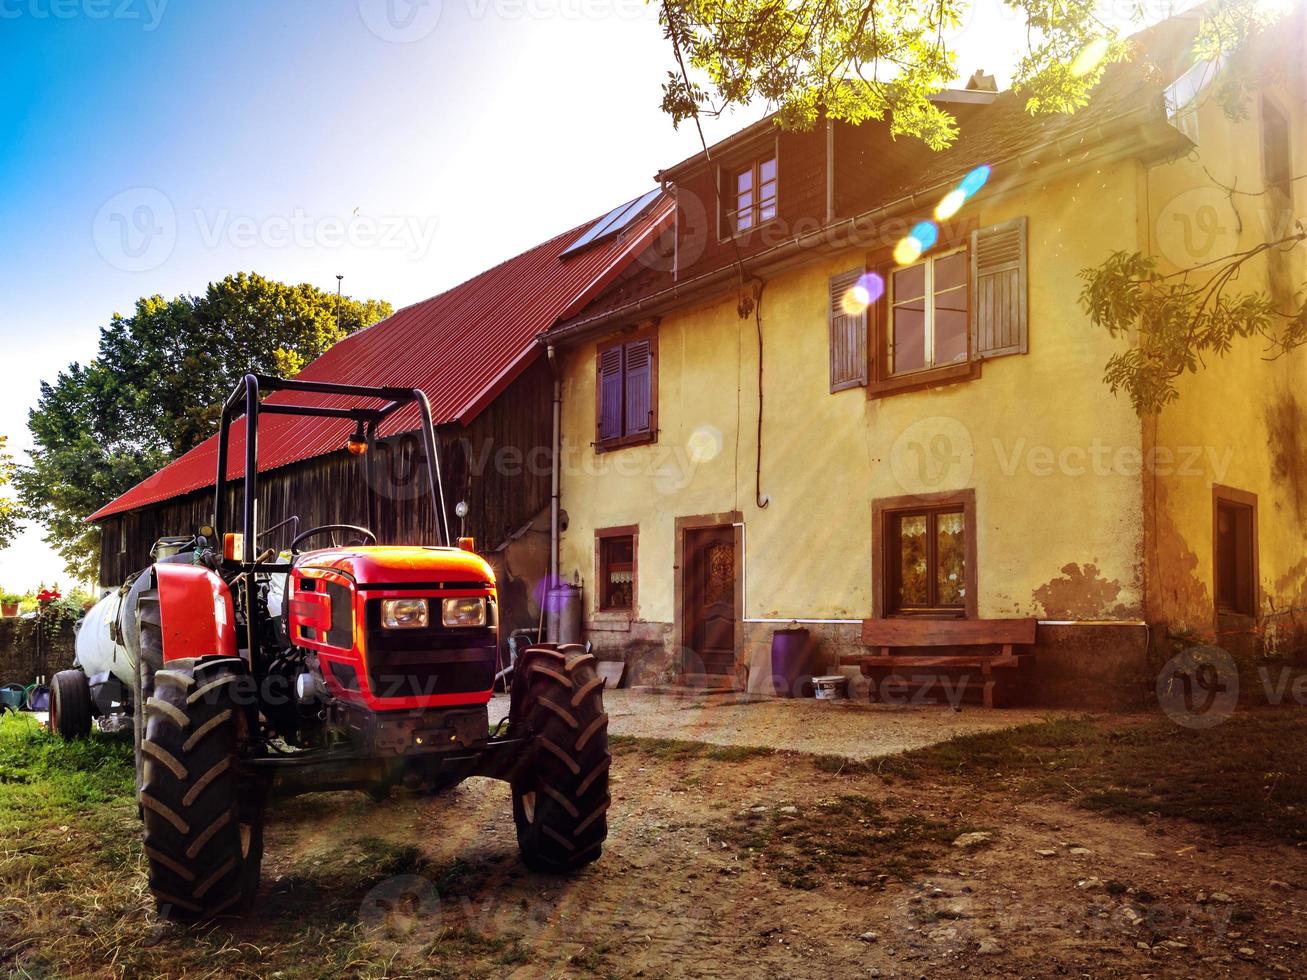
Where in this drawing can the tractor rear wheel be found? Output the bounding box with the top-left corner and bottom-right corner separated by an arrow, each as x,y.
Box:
139,656 -> 265,921
510,644 -> 610,873
50,669 -> 92,740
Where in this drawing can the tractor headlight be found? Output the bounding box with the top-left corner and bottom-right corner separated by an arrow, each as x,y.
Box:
441,597 -> 486,628
380,598 -> 429,629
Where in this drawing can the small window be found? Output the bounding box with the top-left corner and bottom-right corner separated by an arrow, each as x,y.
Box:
889,249 -> 969,375
1262,98 -> 1292,199
597,528 -> 637,612
874,490 -> 976,619
1214,488 -> 1257,617
889,508 -> 967,614
726,156 -> 777,234
596,330 -> 657,450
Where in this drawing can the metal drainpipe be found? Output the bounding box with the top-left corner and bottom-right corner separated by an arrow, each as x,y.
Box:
546,343 -> 562,608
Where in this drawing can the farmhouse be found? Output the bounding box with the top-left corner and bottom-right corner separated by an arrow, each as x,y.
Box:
542,13 -> 1307,703
89,191 -> 672,640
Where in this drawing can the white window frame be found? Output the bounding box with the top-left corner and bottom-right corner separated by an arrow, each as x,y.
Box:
888,245 -> 969,376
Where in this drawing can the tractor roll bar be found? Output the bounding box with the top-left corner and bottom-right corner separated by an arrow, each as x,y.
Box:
212,374 -> 451,562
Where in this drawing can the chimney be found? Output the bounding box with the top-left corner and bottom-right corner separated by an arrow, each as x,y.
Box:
966,69 -> 997,93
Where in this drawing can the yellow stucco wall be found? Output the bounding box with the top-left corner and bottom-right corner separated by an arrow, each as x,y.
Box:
1144,82 -> 1307,644
559,160 -> 1152,630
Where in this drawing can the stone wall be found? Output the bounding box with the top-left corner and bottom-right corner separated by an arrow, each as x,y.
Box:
0,617 -> 77,688
593,618 -> 1156,709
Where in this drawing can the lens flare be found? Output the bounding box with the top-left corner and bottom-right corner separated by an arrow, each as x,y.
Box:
910,221 -> 938,250
841,285 -> 870,315
858,271 -> 884,302
840,272 -> 884,315
934,189 -> 966,220
686,425 -> 723,463
1070,37 -> 1111,78
959,165 -> 991,198
893,236 -> 923,265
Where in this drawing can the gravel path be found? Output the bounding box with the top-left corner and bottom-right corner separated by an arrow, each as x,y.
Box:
491,688 -> 1080,760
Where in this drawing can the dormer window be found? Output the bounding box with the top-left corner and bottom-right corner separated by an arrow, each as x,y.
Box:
727,156 -> 777,233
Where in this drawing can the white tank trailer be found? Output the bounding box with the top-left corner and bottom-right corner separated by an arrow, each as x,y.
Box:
75,589 -> 134,701
51,536 -> 202,737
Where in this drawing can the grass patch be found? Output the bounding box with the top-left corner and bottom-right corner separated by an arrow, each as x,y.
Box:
0,715 -> 528,978
611,734 -> 778,763
717,794 -> 977,890
871,709 -> 1307,843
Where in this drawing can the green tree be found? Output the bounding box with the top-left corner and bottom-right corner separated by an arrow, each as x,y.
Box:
0,435 -> 18,550
658,0 -> 1131,145
660,0 -> 1302,413
17,273 -> 392,579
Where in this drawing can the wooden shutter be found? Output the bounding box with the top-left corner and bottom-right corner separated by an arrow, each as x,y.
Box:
970,216 -> 1028,359
828,268 -> 868,391
597,345 -> 624,443
623,339 -> 653,437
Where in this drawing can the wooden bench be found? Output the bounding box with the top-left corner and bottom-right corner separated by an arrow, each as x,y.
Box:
840,618 -> 1038,708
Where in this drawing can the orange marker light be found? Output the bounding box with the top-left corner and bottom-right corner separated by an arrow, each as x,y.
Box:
223,533 -> 244,561
457,536 -> 476,552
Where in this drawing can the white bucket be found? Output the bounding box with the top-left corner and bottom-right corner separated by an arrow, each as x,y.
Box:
812,675 -> 848,700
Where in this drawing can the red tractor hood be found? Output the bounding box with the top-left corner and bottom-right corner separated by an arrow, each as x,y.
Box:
295,546 -> 495,587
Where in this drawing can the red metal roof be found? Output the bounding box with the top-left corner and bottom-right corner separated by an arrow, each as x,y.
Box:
90,196 -> 673,521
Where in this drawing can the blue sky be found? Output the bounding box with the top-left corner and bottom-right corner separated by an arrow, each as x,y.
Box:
0,0 -> 1150,589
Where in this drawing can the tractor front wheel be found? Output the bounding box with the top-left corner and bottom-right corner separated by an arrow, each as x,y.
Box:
139,656 -> 265,921
50,669 -> 92,740
510,644 -> 610,873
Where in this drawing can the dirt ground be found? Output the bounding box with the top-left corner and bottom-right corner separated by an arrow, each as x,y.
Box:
249,731 -> 1306,979
4,701 -> 1306,978
489,689 -> 1079,759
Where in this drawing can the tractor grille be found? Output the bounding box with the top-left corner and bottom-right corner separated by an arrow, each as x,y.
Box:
363,600 -> 496,700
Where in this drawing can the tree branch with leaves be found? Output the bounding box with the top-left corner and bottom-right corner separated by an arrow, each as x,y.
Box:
1080,230 -> 1307,415
17,273 -> 392,580
659,0 -> 1130,147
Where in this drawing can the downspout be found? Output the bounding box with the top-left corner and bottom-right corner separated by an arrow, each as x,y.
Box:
546,343 -> 562,597
825,118 -> 835,225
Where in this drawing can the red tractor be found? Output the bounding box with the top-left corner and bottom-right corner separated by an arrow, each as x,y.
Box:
115,374 -> 609,920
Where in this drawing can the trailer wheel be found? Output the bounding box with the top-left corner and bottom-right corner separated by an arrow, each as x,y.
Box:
50,669 -> 92,740
510,644 -> 610,873
139,656 -> 265,921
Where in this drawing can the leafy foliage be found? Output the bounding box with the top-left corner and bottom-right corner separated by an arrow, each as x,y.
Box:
658,0 -> 1126,146
1081,236 -> 1307,415
0,434 -> 16,550
17,273 -> 391,579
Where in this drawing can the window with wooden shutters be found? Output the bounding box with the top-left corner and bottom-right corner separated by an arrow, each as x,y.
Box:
829,268 -> 868,391
970,216 -> 1028,359
595,329 -> 658,450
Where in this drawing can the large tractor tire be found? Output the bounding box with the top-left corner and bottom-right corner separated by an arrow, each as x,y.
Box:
510,644 -> 610,873
50,669 -> 93,740
132,584 -> 163,798
139,656 -> 265,921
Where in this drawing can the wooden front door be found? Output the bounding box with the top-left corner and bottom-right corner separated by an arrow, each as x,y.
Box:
684,525 -> 737,676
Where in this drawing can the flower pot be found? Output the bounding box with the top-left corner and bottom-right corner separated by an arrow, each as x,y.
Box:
1,602 -> 18,618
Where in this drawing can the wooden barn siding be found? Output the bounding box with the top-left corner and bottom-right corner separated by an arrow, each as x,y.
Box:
672,125 -> 828,285
98,359 -> 553,587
